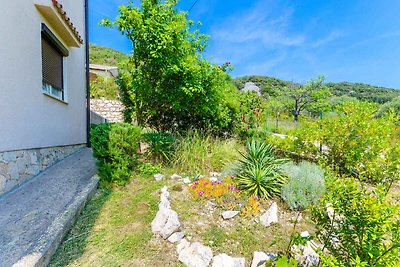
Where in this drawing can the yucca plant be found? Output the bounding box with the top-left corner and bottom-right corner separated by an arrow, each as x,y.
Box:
235,139 -> 287,198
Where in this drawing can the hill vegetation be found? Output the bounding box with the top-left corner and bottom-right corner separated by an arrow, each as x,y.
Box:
89,44 -> 129,67
235,75 -> 400,104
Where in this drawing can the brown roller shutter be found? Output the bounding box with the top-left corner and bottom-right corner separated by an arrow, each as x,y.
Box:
41,37 -> 63,91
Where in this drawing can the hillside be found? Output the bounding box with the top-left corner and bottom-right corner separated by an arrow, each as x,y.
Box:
235,76 -> 400,104
89,44 -> 129,67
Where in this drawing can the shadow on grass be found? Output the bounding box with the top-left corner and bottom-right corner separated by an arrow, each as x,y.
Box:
49,188 -> 112,267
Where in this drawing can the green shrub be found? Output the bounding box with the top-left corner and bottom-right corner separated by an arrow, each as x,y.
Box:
142,131 -> 175,163
172,131 -> 242,174
137,162 -> 161,177
91,123 -> 142,186
312,177 -> 400,266
280,101 -> 400,184
235,139 -> 286,198
281,162 -> 325,210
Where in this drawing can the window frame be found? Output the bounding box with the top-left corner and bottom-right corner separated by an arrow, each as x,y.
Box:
41,23 -> 69,102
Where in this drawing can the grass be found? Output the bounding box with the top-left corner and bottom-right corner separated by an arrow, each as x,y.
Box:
171,131 -> 243,175
50,174 -> 183,267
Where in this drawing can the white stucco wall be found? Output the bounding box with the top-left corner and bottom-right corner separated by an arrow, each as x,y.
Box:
0,0 -> 87,152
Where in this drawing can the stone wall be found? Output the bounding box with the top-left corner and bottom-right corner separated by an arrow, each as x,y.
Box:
90,98 -> 124,123
0,144 -> 85,195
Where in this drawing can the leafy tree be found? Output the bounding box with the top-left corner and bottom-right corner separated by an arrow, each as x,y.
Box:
102,0 -> 238,132
376,96 -> 400,117
283,75 -> 330,122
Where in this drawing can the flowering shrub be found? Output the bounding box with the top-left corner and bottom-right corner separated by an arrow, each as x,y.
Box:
189,177 -> 240,202
241,196 -> 262,217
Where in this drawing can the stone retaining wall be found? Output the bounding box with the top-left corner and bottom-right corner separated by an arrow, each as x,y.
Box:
0,144 -> 85,195
90,98 -> 124,123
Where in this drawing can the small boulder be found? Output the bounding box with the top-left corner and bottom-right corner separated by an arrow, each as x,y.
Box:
183,178 -> 191,184
221,211 -> 239,220
154,173 -> 165,182
293,241 -> 319,266
177,240 -> 213,267
210,172 -> 221,178
151,207 -> 181,239
168,231 -> 185,243
212,253 -> 245,267
210,177 -> 218,182
251,251 -> 276,267
260,202 -> 278,227
171,173 -> 182,180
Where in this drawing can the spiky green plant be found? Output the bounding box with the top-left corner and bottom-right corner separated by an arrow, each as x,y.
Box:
235,139 -> 287,198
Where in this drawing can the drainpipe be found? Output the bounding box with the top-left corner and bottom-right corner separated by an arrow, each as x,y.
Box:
85,0 -> 91,147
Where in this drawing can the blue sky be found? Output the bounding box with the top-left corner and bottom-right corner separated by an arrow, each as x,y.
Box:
89,0 -> 400,88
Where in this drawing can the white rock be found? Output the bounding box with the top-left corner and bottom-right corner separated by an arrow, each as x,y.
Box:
210,172 -> 220,178
178,241 -> 213,267
171,173 -> 183,180
210,177 -> 218,182
183,178 -> 191,184
159,186 -> 171,209
293,241 -> 319,266
167,231 -> 185,243
177,239 -> 191,254
151,207 -> 181,239
212,253 -> 245,267
301,231 -> 310,238
260,202 -> 278,227
154,173 -> 165,182
221,211 -> 239,220
250,251 -> 276,267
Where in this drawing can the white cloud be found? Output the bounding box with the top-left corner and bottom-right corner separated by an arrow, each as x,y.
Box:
312,30 -> 345,48
211,1 -> 305,48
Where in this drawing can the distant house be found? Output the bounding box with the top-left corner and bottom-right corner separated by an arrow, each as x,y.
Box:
0,0 -> 89,196
89,64 -> 119,81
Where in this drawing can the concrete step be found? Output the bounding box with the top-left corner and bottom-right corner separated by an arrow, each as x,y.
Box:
0,148 -> 98,267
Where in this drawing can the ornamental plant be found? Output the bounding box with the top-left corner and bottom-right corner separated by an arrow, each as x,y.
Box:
281,161 -> 325,210
240,196 -> 261,217
235,139 -> 287,198
188,176 -> 240,202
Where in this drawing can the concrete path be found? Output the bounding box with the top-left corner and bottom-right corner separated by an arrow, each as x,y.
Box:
0,148 -> 98,267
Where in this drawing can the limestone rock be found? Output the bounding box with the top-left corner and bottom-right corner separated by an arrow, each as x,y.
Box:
209,172 -> 221,178
183,178 -> 191,184
293,241 -> 319,266
171,173 -> 182,180
212,253 -> 245,267
221,211 -> 239,220
167,231 -> 185,243
250,251 -> 276,267
260,202 -> 278,227
151,207 -> 180,239
210,177 -> 218,182
154,173 -> 165,182
177,240 -> 213,267
159,187 -> 171,209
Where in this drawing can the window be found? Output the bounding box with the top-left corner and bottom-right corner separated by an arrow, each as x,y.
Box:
41,24 -> 69,101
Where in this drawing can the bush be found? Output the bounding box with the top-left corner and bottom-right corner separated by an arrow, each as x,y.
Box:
138,162 -> 161,177
172,131 -> 242,174
312,177 -> 400,266
282,101 -> 400,184
281,162 -> 325,210
142,131 -> 175,163
91,123 -> 142,186
235,139 -> 286,198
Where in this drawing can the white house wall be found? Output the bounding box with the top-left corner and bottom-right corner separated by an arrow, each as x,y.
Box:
0,0 -> 87,152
